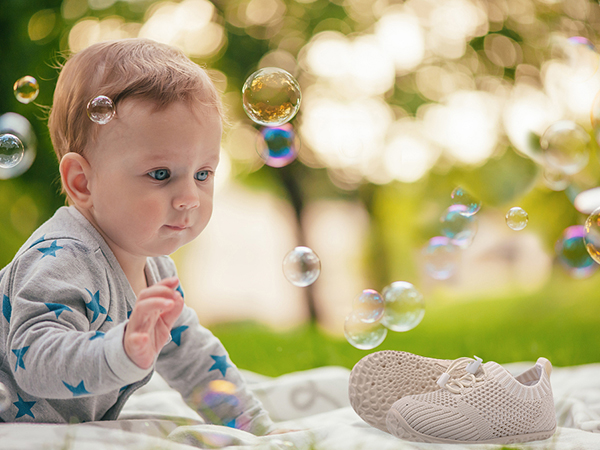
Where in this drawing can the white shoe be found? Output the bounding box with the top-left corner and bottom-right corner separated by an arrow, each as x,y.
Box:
349,350 -> 464,432
386,356 -> 557,444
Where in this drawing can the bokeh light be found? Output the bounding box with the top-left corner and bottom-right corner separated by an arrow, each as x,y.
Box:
87,95 -> 115,125
0,134 -> 25,169
555,225 -> 598,279
13,76 -> 39,104
540,121 -> 590,176
506,207 -> 529,231
256,124 -> 298,168
381,281 -> 425,332
352,289 -> 384,323
344,311 -> 387,350
423,236 -> 458,281
242,67 -> 301,127
282,246 -> 320,287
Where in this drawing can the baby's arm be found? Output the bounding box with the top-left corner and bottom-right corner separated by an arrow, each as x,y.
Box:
123,277 -> 184,369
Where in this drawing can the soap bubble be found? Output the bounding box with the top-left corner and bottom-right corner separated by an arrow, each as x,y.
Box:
257,124 -> 298,168
440,205 -> 477,249
352,289 -> 384,323
381,281 -> 425,332
87,95 -> 115,125
451,187 -> 481,217
506,207 -> 529,231
584,207 -> 600,265
0,382 -> 10,413
423,236 -> 458,280
282,246 -> 320,287
242,67 -> 301,127
542,166 -> 570,191
13,76 -> 39,104
0,133 -> 25,169
553,36 -> 599,80
556,225 -> 598,278
540,121 -> 590,176
0,113 -> 37,179
190,380 -> 245,429
344,311 -> 387,350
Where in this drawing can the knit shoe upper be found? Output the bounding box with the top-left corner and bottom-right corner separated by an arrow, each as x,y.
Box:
349,350 -> 466,432
386,357 -> 557,445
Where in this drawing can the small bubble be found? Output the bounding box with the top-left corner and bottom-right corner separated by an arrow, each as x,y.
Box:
87,95 -> 115,125
0,133 -> 25,169
257,124 -> 298,168
506,207 -> 529,231
451,187 -> 481,217
352,289 -> 384,323
242,67 -> 301,127
13,76 -> 39,104
282,246 -> 320,287
381,281 -> 425,332
344,311 -> 387,350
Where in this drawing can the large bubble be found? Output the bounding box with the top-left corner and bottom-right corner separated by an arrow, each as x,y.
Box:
87,95 -> 115,125
0,133 -> 25,169
257,124 -> 298,168
352,289 -> 384,323
556,225 -> 597,278
344,311 -> 387,350
189,380 -> 245,429
0,113 -> 37,179
422,236 -> 458,280
242,68 -> 301,127
381,281 -> 425,332
584,207 -> 600,265
540,121 -> 590,176
451,187 -> 481,217
440,204 -> 477,249
13,76 -> 39,104
282,246 -> 321,287
554,36 -> 599,80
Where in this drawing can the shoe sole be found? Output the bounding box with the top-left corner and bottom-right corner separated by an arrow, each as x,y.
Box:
348,350 -> 451,432
386,407 -> 557,444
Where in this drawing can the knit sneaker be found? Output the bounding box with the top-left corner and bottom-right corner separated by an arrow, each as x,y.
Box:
386,356 -> 557,445
349,350 -> 467,432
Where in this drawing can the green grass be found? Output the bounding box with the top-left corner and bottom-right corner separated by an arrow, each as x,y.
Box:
211,271 -> 600,377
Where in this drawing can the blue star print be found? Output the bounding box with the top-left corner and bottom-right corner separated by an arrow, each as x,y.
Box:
28,235 -> 46,249
170,325 -> 188,346
37,240 -> 63,258
13,394 -> 35,419
208,354 -> 232,377
12,346 -> 30,372
89,331 -> 105,340
2,295 -> 11,323
176,285 -> 184,298
45,303 -> 72,318
84,289 -> 106,323
63,380 -> 90,397
127,310 -> 132,319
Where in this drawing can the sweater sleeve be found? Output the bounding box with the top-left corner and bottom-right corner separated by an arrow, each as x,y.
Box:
4,239 -> 151,399
152,259 -> 274,435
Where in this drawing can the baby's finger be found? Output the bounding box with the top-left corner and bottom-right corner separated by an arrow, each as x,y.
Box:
157,276 -> 180,289
160,291 -> 185,326
137,284 -> 180,302
129,298 -> 174,330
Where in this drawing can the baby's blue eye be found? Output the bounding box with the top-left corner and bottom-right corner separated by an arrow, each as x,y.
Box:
149,169 -> 170,181
195,170 -> 209,181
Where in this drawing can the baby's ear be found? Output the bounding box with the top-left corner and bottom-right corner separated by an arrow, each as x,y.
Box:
59,152 -> 93,209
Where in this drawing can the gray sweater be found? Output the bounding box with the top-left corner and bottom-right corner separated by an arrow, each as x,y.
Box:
0,206 -> 273,433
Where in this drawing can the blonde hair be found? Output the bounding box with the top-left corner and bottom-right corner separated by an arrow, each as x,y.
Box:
48,38 -> 222,162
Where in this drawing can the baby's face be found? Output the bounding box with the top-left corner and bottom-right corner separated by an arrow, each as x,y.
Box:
84,98 -> 222,259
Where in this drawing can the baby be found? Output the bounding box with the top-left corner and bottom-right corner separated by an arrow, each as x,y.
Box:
0,38 -> 274,434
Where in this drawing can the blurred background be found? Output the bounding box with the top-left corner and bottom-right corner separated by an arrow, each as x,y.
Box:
2,0 -> 600,376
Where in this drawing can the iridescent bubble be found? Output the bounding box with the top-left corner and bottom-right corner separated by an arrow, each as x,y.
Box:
189,380 -> 245,429
257,124 -> 298,168
87,95 -> 115,125
553,36 -> 599,80
344,311 -> 387,350
0,133 -> 25,169
540,121 -> 590,176
282,246 -> 320,287
13,76 -> 39,104
506,207 -> 529,231
451,187 -> 481,217
584,207 -> 600,265
381,281 -> 425,332
542,166 -> 570,191
242,67 -> 301,127
352,289 -> 384,323
0,382 -> 10,413
440,204 -> 477,249
423,236 -> 458,280
556,225 -> 598,278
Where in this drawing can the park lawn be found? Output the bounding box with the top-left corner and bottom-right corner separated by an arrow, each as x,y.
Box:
211,271 -> 600,378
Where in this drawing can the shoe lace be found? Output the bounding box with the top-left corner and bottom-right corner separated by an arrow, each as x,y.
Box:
436,356 -> 486,394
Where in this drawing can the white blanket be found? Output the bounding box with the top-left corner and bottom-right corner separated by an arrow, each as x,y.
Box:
1,363 -> 599,450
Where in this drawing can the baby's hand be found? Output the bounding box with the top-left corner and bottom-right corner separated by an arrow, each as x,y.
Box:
124,276 -> 184,369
